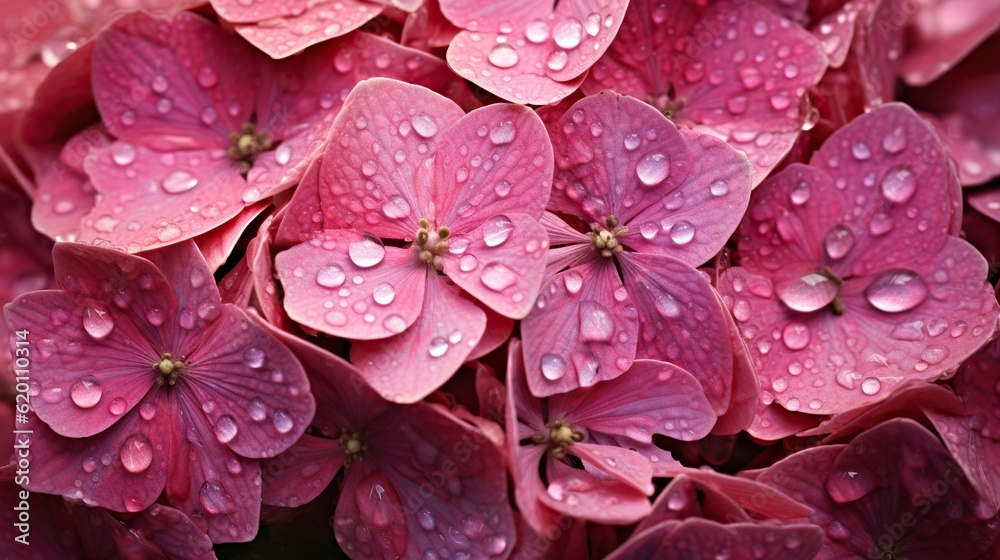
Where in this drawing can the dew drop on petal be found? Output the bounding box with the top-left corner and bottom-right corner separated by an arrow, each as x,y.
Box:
790,181 -> 810,205
623,133 -> 640,151
775,270 -> 838,313
411,113 -> 438,138
880,166 -> 916,203
161,170 -> 199,194
274,145 -> 292,165
823,224 -> 855,260
861,377 -> 881,395
348,233 -> 385,268
540,354 -> 567,380
272,410 -> 293,434
781,322 -> 810,350
483,215 -> 514,247
243,347 -> 265,368
214,415 -> 239,443
140,402 -> 156,420
553,18 -> 583,49
459,254 -> 479,272
120,434 -> 153,473
489,121 -> 516,145
488,43 -> 519,68
480,263 -> 517,291
112,143 -> 136,166
70,377 -> 103,408
525,19 -> 549,43
864,269 -> 927,312
547,50 -> 569,71
197,67 -> 218,88
563,271 -> 584,294
669,220 -> 695,245
247,398 -> 267,422
199,482 -> 235,514
383,313 -> 407,333
636,153 -> 669,186
316,264 -> 346,288
579,301 -> 614,341
882,127 -> 906,154
83,304 -> 114,340
851,141 -> 871,160
429,336 -> 449,358
494,180 -> 512,197
373,283 -> 395,305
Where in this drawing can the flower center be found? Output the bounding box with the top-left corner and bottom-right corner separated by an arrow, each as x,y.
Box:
532,420 -> 582,460
650,83 -> 685,119
228,122 -> 273,175
153,351 -> 185,386
590,215 -> 628,257
414,218 -> 451,271
339,429 -> 368,468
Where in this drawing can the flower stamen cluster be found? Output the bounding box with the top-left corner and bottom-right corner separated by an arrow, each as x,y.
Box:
590,215 -> 628,257
153,351 -> 185,386
415,218 -> 452,271
229,122 -> 273,175
532,420 -> 583,460
339,428 -> 368,468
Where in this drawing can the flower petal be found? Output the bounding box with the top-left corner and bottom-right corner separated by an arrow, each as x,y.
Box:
232,2 -> 384,59
261,434 -> 345,509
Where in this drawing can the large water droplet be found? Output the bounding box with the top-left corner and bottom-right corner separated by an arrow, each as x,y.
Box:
579,301 -> 614,341
112,143 -> 136,166
563,271 -> 584,294
525,19 -> 549,43
540,354 -> 566,380
547,50 -> 569,71
349,233 -> 386,268
373,283 -> 395,305
851,142 -> 871,160
199,482 -> 235,514
243,347 -> 265,368
781,322 -> 810,350
636,153 -> 669,186
480,263 -> 516,291
411,113 -> 438,138
483,215 -> 514,247
880,166 -> 916,203
774,269 -> 838,313
197,67 -> 218,88
823,224 -> 855,260
790,181 -> 810,205
861,377 -> 881,395
882,127 -> 906,154
215,415 -> 239,443
272,409 -> 294,434
274,144 -> 292,165
553,18 -> 583,49
488,43 -> 519,68
317,264 -> 346,288
429,336 -> 449,358
669,220 -> 695,245
161,170 -> 199,194
83,303 -> 114,340
489,121 -> 515,145
383,314 -> 407,333
247,398 -> 267,421
120,433 -> 153,473
864,269 -> 927,312
70,377 -> 103,408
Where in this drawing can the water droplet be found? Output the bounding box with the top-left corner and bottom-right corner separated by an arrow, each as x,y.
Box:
197,67 -> 217,88
851,141 -> 871,160
489,121 -> 515,145
274,144 -> 292,165
349,233 -> 385,268
483,215 -> 513,247
623,133 -> 640,151
373,283 -> 395,305
836,369 -> 861,389
70,377 -> 103,408
112,143 -> 136,166
317,264 -> 346,288
669,220 -> 695,245
709,180 -> 728,196
215,415 -> 239,443
140,402 -> 156,420
199,482 -> 235,514
636,152 -> 669,186
920,345 -> 949,365
525,19 -> 549,43
383,314 -> 407,333
781,322 -> 810,350
200,107 -> 217,125
418,509 -> 436,530
563,271 -> 584,294
247,398 -> 267,421
553,18 -> 583,49
83,303 -> 114,339
546,50 -> 569,71
161,170 -> 199,194
540,354 -> 566,380
880,166 -> 916,203
494,180 -> 512,197
584,12 -> 601,36
775,270 -> 838,313
790,181 -> 810,205
488,43 -> 519,68
480,263 -> 516,291
459,254 -> 478,272
824,224 -> 855,260
864,269 -> 927,312
861,377 -> 881,395
429,337 -> 449,358
243,347 -> 265,368
579,302 -> 614,341
882,127 -> 906,154
272,410 -> 293,434
411,113 -> 438,138
120,434 -> 153,473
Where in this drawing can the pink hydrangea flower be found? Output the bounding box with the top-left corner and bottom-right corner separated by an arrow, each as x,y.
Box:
441,0 -> 631,104
755,419 -> 1000,559
3,241 -> 315,542
583,0 -> 828,186
506,339 -> 717,532
60,11 -> 454,252
257,321 -> 516,559
211,0 -> 420,60
718,103 -> 1000,437
893,0 -> 1000,86
276,77 -> 553,403
521,91 -> 750,406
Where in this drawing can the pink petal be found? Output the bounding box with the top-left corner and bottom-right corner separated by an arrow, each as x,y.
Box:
606,519 -> 823,560
351,276 -> 486,403
232,1 -> 385,59
194,201 -> 270,272
571,442 -> 655,495
109,503 -> 217,560
810,0 -> 865,68
338,466 -> 408,557
29,125 -> 108,241
92,12 -> 258,148
81,143 -> 246,250
431,102 -> 553,231
247,211 -> 295,330
275,230 -> 427,339
441,213 -> 549,319
711,285 -> 760,436
520,259 -> 638,397
619,252 -> 735,414
676,469 -> 814,520
142,240 -> 223,333
746,400 -> 821,441
261,434 -> 345,508
211,0 -> 317,23
466,297 -> 515,361
538,458 -> 651,524
895,0 -> 1000,86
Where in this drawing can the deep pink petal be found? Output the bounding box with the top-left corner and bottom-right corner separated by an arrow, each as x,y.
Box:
92,12 -> 258,148
431,102 -> 553,231
572,443 -> 654,495
275,230 -> 427,339
109,503 -> 217,560
194,201 -> 270,272
538,458 -> 651,524
351,276 -> 486,403
261,434 -> 344,508
895,0 -> 1000,86
810,0 -> 865,68
233,2 -> 385,59
441,213 -> 549,319
520,259 -> 638,397
142,240 -> 223,337
619,252 -> 735,414
675,469 -> 815,520
711,285 -> 760,436
605,519 -> 823,560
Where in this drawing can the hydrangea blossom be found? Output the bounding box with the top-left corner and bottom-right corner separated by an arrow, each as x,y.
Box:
276,77 -> 552,402
718,103 -> 1000,437
3,241 -> 315,542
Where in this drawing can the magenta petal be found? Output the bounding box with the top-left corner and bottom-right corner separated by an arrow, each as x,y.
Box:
712,286 -> 760,436
260,434 -> 344,508
432,102 -> 553,231
92,12 -> 257,146
572,442 -> 654,496
520,259 -> 638,397
232,1 -> 385,59
81,143 -> 245,250
351,276 -> 486,403
606,519 -> 823,560
539,458 -> 651,524
110,503 -> 217,560
896,0 -> 1000,86
275,231 -> 427,339
194,201 -> 271,272
29,125 -> 108,241
619,252 -> 734,414
441,213 -> 549,319
25,401 -> 169,513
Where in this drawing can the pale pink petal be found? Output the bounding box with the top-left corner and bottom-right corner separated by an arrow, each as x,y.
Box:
810,0 -> 865,68
194,201 -> 270,272
441,213 -> 549,319
232,1 -> 385,60
275,230 -> 427,339
351,275 -> 486,403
